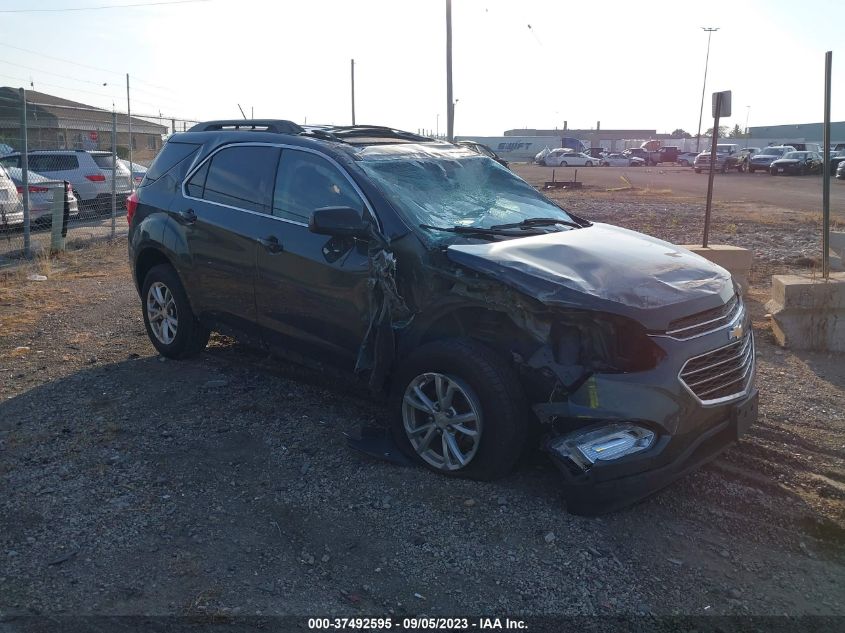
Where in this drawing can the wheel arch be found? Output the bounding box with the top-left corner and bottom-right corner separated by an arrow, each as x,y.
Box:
134,247 -> 176,292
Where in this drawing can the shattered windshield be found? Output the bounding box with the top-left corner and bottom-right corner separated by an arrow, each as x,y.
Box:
357,146 -> 574,240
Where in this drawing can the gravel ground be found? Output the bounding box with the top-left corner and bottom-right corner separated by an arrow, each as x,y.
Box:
1,194 -> 843,618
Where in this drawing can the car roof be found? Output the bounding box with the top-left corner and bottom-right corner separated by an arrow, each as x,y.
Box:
171,120 -> 448,161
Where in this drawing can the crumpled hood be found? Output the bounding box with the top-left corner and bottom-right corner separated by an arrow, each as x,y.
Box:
446,223 -> 734,330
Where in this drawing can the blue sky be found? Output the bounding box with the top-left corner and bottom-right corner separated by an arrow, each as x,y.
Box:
0,0 -> 842,136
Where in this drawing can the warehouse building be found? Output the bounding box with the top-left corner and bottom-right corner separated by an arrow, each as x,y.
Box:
0,88 -> 167,163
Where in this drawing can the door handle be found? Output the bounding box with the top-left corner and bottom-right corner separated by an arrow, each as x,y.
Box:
258,235 -> 283,253
177,208 -> 197,224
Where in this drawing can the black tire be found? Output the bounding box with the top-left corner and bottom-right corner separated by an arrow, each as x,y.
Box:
695,168 -> 702,174
389,338 -> 528,481
585,161 -> 593,167
748,166 -> 755,173
559,161 -> 568,167
141,263 -> 209,359
770,167 -> 778,176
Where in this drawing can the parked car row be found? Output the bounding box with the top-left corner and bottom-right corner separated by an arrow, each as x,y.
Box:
0,149 -> 135,217
0,164 -> 79,230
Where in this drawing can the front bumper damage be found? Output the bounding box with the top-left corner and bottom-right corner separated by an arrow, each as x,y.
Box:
541,388 -> 757,515
532,318 -> 757,514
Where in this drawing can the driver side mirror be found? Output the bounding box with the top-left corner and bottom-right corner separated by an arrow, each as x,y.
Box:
308,206 -> 370,239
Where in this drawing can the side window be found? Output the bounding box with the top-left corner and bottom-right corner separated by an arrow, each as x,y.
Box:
272,150 -> 363,223
199,145 -> 280,213
29,155 -> 78,172
0,155 -> 20,169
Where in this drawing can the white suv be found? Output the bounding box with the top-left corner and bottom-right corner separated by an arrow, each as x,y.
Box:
0,150 -> 132,214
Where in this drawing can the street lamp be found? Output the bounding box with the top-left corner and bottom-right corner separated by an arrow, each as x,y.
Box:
696,27 -> 719,153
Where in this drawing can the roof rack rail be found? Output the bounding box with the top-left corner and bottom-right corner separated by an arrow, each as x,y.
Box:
188,119 -> 304,134
331,125 -> 431,141
299,124 -> 432,144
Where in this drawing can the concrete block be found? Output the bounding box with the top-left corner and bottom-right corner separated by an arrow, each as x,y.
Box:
682,244 -> 753,291
766,272 -> 845,352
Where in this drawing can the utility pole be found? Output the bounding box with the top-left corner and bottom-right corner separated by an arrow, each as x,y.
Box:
351,59 -> 356,125
19,88 -> 30,258
696,27 -> 718,153
822,51 -> 832,279
126,73 -> 134,191
744,105 -> 751,148
446,0 -> 454,142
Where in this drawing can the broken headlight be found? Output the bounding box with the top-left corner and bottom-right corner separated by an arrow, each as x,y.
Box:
554,313 -> 665,373
548,423 -> 656,473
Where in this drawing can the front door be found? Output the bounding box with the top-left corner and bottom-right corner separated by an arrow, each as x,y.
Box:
254,148 -> 372,369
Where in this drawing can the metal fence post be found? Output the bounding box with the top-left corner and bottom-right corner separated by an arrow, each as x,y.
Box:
19,87 -> 31,258
111,110 -> 117,238
49,184 -> 66,253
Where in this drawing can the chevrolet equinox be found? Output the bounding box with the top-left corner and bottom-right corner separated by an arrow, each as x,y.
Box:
127,120 -> 757,514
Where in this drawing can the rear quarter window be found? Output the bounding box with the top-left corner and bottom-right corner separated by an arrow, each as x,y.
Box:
145,141 -> 201,182
92,154 -> 116,170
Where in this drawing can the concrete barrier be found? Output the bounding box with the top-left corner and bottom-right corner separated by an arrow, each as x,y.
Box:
681,244 -> 753,292
766,273 -> 845,352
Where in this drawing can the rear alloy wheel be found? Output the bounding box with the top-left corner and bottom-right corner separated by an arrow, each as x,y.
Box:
559,161 -> 568,167
391,338 -> 528,481
141,264 -> 209,358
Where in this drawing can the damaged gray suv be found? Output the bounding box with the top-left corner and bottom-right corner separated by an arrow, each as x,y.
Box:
128,120 -> 757,514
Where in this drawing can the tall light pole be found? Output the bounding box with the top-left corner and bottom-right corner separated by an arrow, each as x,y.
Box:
446,0 -> 454,142
350,58 -> 356,125
696,27 -> 719,153
744,105 -> 751,148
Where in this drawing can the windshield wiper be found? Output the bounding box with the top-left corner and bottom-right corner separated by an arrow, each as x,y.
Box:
419,223 -> 544,238
489,217 -> 583,230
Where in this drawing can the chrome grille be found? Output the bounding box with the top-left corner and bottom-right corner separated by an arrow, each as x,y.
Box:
680,332 -> 754,405
665,295 -> 742,340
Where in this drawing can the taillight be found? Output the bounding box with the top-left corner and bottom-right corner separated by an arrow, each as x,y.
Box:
85,174 -> 106,182
126,191 -> 139,225
16,185 -> 48,194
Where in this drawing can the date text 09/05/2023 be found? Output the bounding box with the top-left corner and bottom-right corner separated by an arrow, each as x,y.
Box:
308,617 -> 528,630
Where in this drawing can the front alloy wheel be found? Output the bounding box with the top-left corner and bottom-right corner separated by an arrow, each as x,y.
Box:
402,372 -> 482,471
146,281 -> 178,345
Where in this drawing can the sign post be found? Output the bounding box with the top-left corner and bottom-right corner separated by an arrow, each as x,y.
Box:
703,90 -> 731,248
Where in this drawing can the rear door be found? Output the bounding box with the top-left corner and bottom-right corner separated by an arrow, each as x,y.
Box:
254,147 -> 372,368
180,143 -> 281,338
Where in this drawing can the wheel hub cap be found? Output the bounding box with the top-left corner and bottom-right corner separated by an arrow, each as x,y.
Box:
401,372 -> 482,471
146,281 -> 178,345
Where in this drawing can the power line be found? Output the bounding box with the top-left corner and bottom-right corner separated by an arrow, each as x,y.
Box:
0,42 -> 182,94
0,60 -> 185,108
0,0 -> 209,13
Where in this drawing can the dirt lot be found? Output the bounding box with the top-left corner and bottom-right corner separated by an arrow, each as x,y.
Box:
1,186 -> 844,618
515,163 -> 845,219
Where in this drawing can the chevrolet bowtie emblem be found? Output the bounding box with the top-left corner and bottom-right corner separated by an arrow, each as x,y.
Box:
729,323 -> 744,340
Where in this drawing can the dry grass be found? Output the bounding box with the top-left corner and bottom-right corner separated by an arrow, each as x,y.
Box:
0,239 -> 128,339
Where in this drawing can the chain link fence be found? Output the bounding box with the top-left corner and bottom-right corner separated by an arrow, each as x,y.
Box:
0,86 -> 197,267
